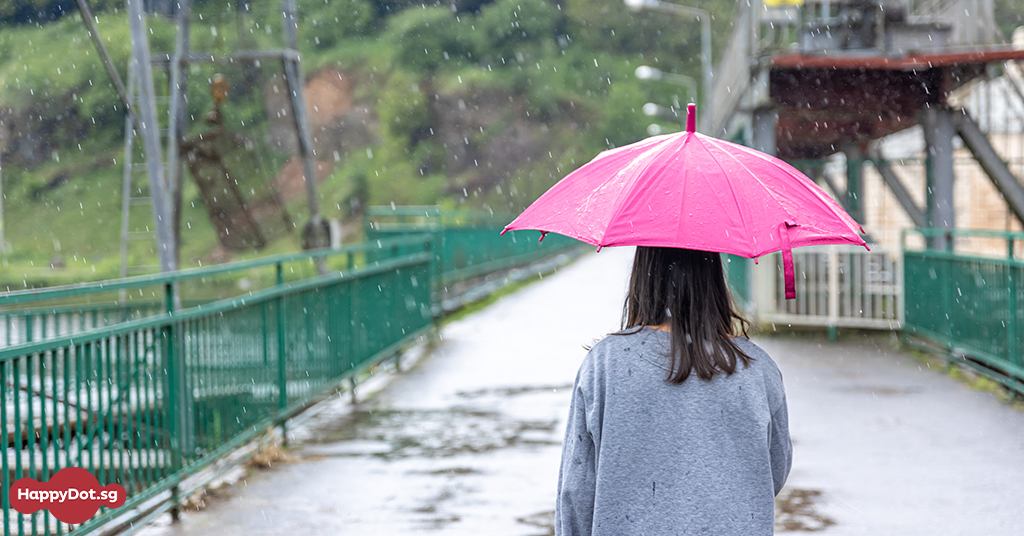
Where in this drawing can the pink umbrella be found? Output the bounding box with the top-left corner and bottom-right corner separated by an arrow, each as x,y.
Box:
501,104 -> 866,300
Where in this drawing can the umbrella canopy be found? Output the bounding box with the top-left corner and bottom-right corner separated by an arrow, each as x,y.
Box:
502,104 -> 866,300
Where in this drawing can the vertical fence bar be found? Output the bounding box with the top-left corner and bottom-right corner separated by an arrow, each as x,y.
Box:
258,301 -> 267,369
40,352 -> 50,536
430,232 -> 442,323
27,353 -> 37,535
1009,239 -> 1018,366
130,332 -> 141,493
828,247 -> 840,340
163,281 -> 180,522
942,253 -> 953,340
1,358 -> 9,536
276,262 -> 287,443
14,355 -> 23,536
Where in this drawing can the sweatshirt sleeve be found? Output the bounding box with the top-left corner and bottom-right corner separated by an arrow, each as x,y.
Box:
768,396 -> 793,496
555,379 -> 597,536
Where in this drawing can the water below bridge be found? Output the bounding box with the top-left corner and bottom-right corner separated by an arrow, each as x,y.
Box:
140,247 -> 1024,535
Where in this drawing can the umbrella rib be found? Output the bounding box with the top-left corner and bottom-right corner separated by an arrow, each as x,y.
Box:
724,142 -> 864,235
596,133 -> 686,246
702,136 -> 797,255
693,137 -> 758,257
763,157 -> 865,235
703,137 -> 793,209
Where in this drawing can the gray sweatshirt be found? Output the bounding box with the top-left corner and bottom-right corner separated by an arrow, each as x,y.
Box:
556,327 -> 791,536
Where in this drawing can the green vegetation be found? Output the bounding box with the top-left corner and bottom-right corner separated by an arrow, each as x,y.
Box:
0,0 -> 737,287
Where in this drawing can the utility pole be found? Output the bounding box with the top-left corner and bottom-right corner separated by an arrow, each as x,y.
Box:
0,137 -> 4,253
76,0 -> 142,134
624,0 -> 712,131
166,0 -> 192,267
127,0 -> 177,272
281,0 -> 330,269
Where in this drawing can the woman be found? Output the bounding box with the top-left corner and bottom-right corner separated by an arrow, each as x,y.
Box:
555,247 -> 792,535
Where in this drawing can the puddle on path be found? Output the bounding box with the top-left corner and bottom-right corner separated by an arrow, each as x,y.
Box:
842,385 -> 924,396
410,466 -> 483,476
456,384 -> 574,399
303,407 -> 559,459
775,488 -> 836,532
298,383 -> 568,462
517,510 -> 555,536
412,485 -> 464,529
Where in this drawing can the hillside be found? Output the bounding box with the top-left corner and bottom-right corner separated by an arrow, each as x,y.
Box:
15,0 -> 1023,284
0,0 -> 744,283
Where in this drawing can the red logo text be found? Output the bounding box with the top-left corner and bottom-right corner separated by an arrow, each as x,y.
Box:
9,467 -> 126,524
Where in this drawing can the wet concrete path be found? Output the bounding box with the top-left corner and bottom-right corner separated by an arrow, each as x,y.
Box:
144,247 -> 1024,535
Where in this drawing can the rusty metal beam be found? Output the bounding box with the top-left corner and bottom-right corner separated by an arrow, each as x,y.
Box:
772,47 -> 1024,70
868,150 -> 928,228
818,170 -> 849,212
954,108 -> 1024,225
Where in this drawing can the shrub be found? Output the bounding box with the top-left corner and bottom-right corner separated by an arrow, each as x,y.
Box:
302,0 -> 378,49
474,0 -> 559,63
386,7 -> 475,72
377,71 -> 432,149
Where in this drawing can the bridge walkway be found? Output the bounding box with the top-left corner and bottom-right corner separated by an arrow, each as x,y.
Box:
141,247 -> 1024,535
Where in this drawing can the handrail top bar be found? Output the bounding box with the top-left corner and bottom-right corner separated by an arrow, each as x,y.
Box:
0,252 -> 432,363
0,234 -> 432,307
364,205 -> 516,220
366,205 -> 442,213
903,248 -> 1024,267
903,227 -> 1024,240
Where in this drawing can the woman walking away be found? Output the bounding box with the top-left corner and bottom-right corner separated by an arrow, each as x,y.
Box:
556,247 -> 792,536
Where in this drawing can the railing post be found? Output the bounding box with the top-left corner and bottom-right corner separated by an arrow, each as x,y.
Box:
941,245 -> 953,340
1009,239 -> 1018,366
164,281 -> 181,522
828,246 -> 840,341
0,359 -> 7,536
25,313 -> 33,346
897,245 -> 906,328
276,262 -> 288,445
348,254 -> 359,405
431,228 -> 444,323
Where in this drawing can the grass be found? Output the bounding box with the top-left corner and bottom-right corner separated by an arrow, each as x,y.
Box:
901,341 -> 1024,411
0,0 -> 725,289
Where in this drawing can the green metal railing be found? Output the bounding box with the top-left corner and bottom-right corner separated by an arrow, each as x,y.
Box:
0,236 -> 432,349
724,254 -> 753,312
1,207 -> 583,535
902,228 -> 1024,394
364,205 -> 582,289
1,236 -> 437,535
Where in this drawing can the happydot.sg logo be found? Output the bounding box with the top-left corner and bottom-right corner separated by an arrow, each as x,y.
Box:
9,467 -> 126,524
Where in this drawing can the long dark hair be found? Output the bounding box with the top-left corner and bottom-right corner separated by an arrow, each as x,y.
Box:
620,246 -> 752,383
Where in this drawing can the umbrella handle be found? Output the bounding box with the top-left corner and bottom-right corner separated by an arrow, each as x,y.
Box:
781,222 -> 796,300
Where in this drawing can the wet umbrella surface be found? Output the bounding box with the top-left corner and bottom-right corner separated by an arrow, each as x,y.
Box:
503,104 -> 866,299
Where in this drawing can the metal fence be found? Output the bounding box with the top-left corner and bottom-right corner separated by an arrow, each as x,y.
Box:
0,234 -> 430,349
1,236 -> 434,536
724,254 -> 753,314
902,228 -> 1024,393
0,303 -> 166,349
364,205 -> 582,290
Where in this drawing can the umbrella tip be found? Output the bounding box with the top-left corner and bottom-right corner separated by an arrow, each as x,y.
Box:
686,103 -> 696,133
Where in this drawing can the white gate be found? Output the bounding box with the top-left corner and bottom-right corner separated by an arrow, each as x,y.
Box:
752,246 -> 904,330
